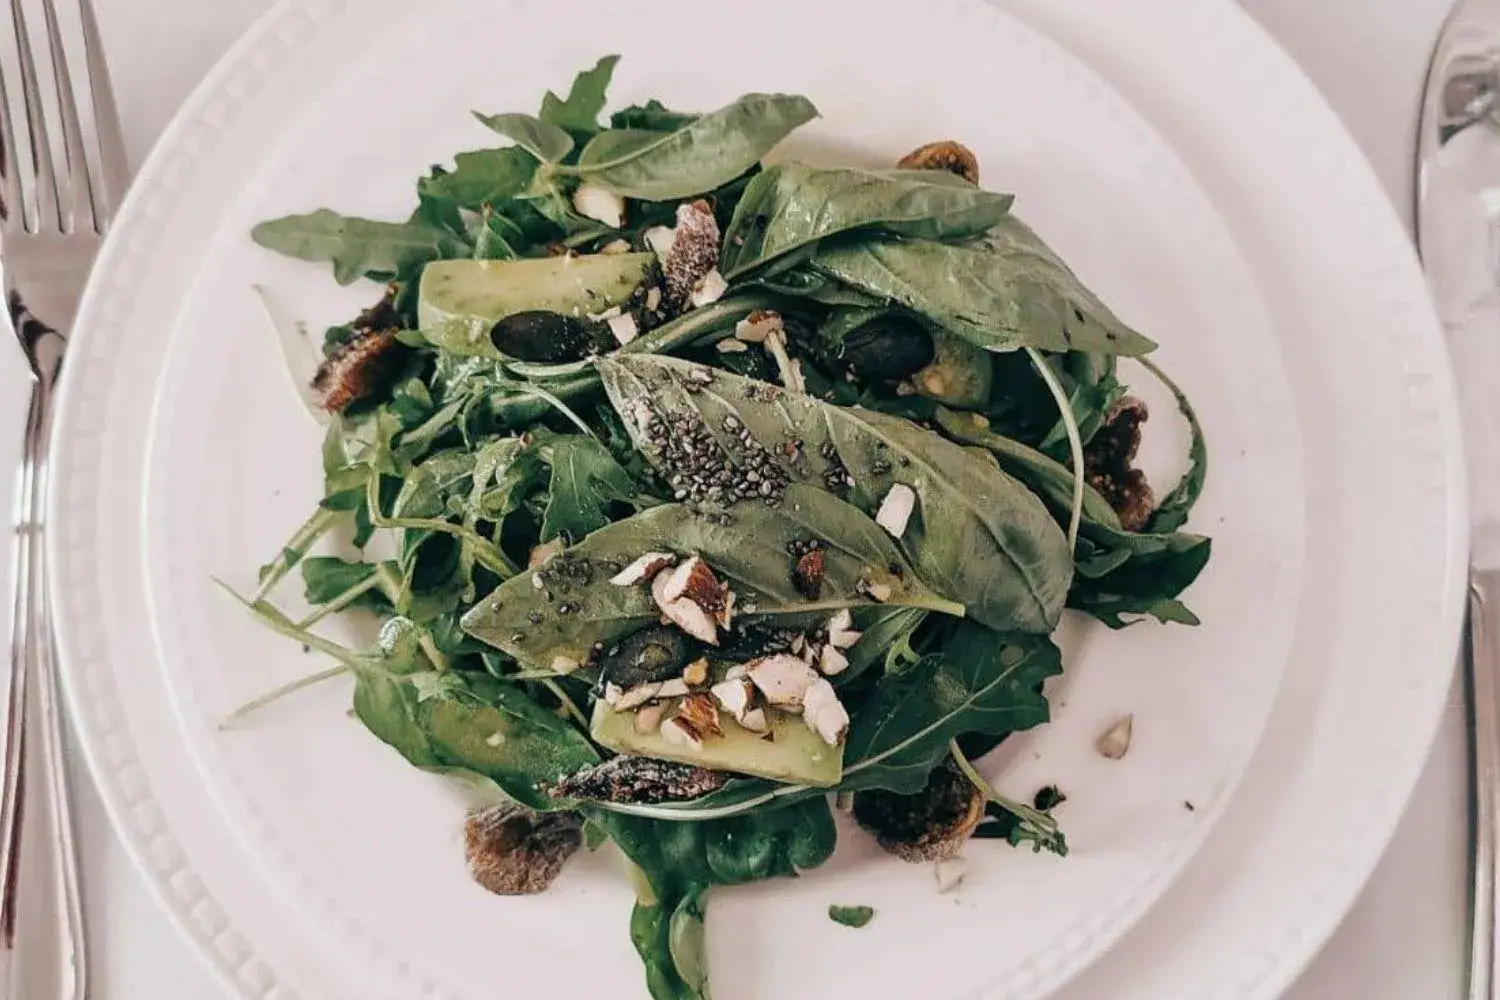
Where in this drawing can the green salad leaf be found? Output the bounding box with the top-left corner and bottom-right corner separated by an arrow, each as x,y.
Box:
251,210 -> 465,285
417,147 -> 539,212
539,54 -> 620,136
600,354 -> 1074,633
813,216 -> 1158,357
474,111 -> 576,164
720,163 -> 1013,278
828,904 -> 875,928
539,434 -> 645,542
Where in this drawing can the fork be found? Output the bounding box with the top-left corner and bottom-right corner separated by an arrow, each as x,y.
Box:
0,0 -> 126,996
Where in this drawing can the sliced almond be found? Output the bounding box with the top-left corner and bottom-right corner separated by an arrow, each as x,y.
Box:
715,338 -> 750,354
734,309 -> 783,344
615,682 -> 664,712
611,551 -> 677,586
652,570 -> 720,644
572,184 -> 625,229
826,609 -> 854,634
689,269 -> 728,309
660,717 -> 703,750
644,226 -> 677,260
875,484 -> 917,538
710,677 -> 755,719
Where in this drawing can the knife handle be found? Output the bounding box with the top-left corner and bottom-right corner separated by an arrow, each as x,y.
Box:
1471,569 -> 1500,1000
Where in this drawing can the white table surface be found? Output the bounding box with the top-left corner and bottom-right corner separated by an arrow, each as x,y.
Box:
0,0 -> 1469,997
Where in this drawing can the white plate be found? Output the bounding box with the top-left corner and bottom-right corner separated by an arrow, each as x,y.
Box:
44,4 -> 1456,1000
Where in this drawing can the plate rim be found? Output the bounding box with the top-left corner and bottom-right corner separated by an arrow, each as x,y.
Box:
45,1 -> 1465,999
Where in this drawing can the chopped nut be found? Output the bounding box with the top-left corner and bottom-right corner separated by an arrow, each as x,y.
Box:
607,312 -> 639,346
793,548 -> 826,599
659,556 -> 733,627
682,657 -> 710,686
528,537 -> 566,568
1096,714 -> 1134,760
859,575 -> 895,603
827,609 -> 854,633
875,484 -> 917,538
724,663 -> 748,681
934,856 -> 968,894
739,707 -> 769,733
600,238 -> 632,255
634,703 -> 667,734
610,551 -> 677,586
734,309 -> 783,344
655,678 -> 691,699
572,184 -> 625,228
652,570 -> 719,644
896,139 -> 980,184
802,678 -> 850,745
644,225 -> 677,260
747,653 -> 820,708
826,609 -> 862,650
819,644 -> 849,676
715,338 -> 750,354
602,682 -> 624,708
689,269 -> 728,309
710,677 -> 756,720
550,654 -> 581,675
645,286 -> 663,311
674,693 -> 724,741
615,682 -> 664,711
660,717 -> 703,750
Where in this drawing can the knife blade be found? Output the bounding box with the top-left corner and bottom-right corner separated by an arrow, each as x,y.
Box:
1418,3 -> 1500,998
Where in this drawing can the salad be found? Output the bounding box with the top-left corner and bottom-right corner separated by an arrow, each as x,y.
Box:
233,55 -> 1210,1000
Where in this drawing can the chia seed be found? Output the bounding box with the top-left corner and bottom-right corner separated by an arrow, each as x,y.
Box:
527,611 -> 545,624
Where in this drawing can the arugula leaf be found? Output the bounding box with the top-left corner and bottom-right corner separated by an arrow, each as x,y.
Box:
610,99 -> 700,132
1068,536 -> 1211,628
564,93 -> 818,200
540,435 -> 643,542
417,147 -> 538,211
720,163 -> 1013,278
600,354 -> 1073,633
473,111 -> 575,164
813,216 -> 1158,357
462,483 -> 961,666
251,210 -> 465,285
1140,357 -> 1208,533
539,54 -> 620,135
301,556 -> 386,608
828,904 -> 875,928
837,623 -> 1060,794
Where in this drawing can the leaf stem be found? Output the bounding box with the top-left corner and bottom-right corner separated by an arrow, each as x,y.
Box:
364,474 -> 520,577
947,739 -> 1062,847
295,572 -> 382,629
252,507 -> 341,603
494,378 -> 598,438
219,664 -> 351,729
1025,348 -> 1084,552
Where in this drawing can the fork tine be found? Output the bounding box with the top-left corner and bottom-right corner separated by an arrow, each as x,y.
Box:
39,0 -> 90,233
0,38 -> 24,231
77,0 -> 123,227
9,0 -> 57,231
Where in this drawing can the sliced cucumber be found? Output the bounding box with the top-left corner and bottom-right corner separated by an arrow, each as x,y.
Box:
418,254 -> 655,359
591,700 -> 843,788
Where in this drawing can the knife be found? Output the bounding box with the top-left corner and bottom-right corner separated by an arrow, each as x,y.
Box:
1419,3 -> 1500,998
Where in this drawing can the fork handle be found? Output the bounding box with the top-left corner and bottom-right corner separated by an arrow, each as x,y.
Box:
2,360 -> 86,999
1470,569 -> 1500,1000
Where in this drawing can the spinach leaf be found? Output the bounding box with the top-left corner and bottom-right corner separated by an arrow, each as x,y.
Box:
837,623 -> 1060,794
600,354 -> 1073,633
1068,535 -> 1211,628
417,147 -> 538,211
539,435 -> 644,542
610,99 -> 700,132
828,904 -> 875,928
473,112 -> 575,164
563,93 -> 818,200
813,216 -> 1158,356
251,210 -> 465,285
461,483 -> 962,666
720,163 -> 1013,279
539,55 -> 619,136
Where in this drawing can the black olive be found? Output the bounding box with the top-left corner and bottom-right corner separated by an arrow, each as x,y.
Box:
596,625 -> 694,690
490,310 -> 602,363
839,315 -> 935,381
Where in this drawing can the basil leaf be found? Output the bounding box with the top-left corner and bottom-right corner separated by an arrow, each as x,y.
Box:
539,55 -> 619,135
539,435 -> 643,542
566,93 -> 818,200
813,216 -> 1158,356
720,163 -> 1013,278
837,623 -> 1061,794
251,210 -> 464,285
417,147 -> 538,211
473,111 -> 575,164
600,354 -> 1073,633
460,483 -> 961,666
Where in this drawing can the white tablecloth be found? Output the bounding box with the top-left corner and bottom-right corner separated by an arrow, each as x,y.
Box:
1,1 -> 1469,996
